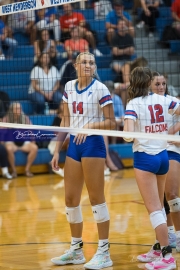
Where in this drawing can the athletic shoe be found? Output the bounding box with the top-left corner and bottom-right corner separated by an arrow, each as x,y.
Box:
2,172 -> 12,179
136,21 -> 145,29
168,232 -> 176,248
93,49 -> 103,57
51,241 -> 86,265
145,255 -> 176,270
176,237 -> 180,252
84,243 -> 113,269
53,168 -> 64,177
104,168 -> 111,176
137,243 -> 161,263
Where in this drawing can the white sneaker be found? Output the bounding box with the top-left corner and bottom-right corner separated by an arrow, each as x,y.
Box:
137,243 -> 161,263
176,237 -> 180,252
51,242 -> 86,265
53,168 -> 64,177
104,168 -> 111,176
84,243 -> 113,269
148,32 -> 154,38
145,255 -> 176,270
136,21 -> 145,29
93,49 -> 103,56
2,172 -> 13,179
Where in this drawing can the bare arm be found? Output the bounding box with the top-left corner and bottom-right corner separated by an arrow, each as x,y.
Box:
172,11 -> 180,22
123,118 -> 135,142
31,80 -> 44,95
112,46 -> 134,56
53,102 -> 70,153
52,81 -> 60,92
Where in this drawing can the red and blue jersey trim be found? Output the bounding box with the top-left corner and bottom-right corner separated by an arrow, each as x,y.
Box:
125,110 -> 138,118
99,95 -> 112,105
169,101 -> 177,110
63,91 -> 68,100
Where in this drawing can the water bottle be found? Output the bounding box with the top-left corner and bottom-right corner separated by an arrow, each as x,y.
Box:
44,102 -> 49,115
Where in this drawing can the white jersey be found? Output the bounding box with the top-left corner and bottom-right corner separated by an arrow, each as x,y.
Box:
124,93 -> 179,154
62,79 -> 113,135
166,94 -> 180,154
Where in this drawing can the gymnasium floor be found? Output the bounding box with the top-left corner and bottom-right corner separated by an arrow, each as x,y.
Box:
0,169 -> 180,270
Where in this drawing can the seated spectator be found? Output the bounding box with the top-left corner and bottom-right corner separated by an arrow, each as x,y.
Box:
28,52 -> 62,114
0,17 -> 17,58
2,102 -> 38,178
104,80 -> 124,144
7,5 -> 36,45
94,0 -> 112,20
60,3 -> 102,56
114,57 -> 148,106
64,26 -> 89,59
106,0 -> 134,45
136,0 -> 160,37
34,29 -> 56,62
111,19 -> 135,77
36,7 -> 61,43
171,0 -> 180,36
0,143 -> 12,179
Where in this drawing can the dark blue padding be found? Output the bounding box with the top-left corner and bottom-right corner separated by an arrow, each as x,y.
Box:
75,9 -> 94,20
14,46 -> 34,58
0,72 -> 29,86
170,40 -> 180,53
14,148 -> 66,166
20,100 -> 34,115
98,68 -> 117,81
89,20 -> 106,32
14,143 -> 133,166
109,143 -> 133,159
14,32 -> 30,45
1,85 -> 28,100
156,17 -> 173,31
0,58 -> 33,72
30,115 -> 55,126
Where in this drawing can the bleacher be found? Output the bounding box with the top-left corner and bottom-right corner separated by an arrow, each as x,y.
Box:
1,3 -> 179,172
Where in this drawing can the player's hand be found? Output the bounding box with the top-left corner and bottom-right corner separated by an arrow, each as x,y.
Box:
168,141 -> 180,146
51,152 -> 60,171
73,134 -> 87,145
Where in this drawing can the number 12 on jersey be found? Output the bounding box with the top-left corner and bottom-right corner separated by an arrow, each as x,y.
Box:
72,101 -> 83,114
148,104 -> 164,123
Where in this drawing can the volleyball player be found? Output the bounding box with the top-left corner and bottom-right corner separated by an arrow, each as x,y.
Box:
123,67 -> 180,270
151,72 -> 180,252
51,52 -> 116,269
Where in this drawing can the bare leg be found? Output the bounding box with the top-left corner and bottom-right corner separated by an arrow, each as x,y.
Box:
64,157 -> 84,237
20,143 -> 38,173
165,160 -> 180,231
134,169 -> 168,246
5,142 -> 18,174
82,157 -> 109,239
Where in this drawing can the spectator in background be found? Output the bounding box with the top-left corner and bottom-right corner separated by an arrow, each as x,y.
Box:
171,0 -> 180,36
114,57 -> 148,107
104,80 -> 124,144
163,73 -> 179,97
34,29 -> 56,63
106,0 -> 134,45
2,102 -> 38,178
0,144 -> 12,179
111,19 -> 135,86
136,0 -> 160,38
94,0 -> 112,20
28,52 -> 62,114
0,17 -> 17,58
64,26 -> 89,59
7,7 -> 36,45
36,7 -> 61,43
60,3 -> 102,56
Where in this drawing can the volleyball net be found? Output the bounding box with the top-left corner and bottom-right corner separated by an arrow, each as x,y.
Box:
0,0 -> 179,144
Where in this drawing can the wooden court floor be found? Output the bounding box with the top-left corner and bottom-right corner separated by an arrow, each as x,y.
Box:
0,169 -> 180,270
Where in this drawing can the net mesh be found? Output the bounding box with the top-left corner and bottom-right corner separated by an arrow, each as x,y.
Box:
0,0 -> 179,137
